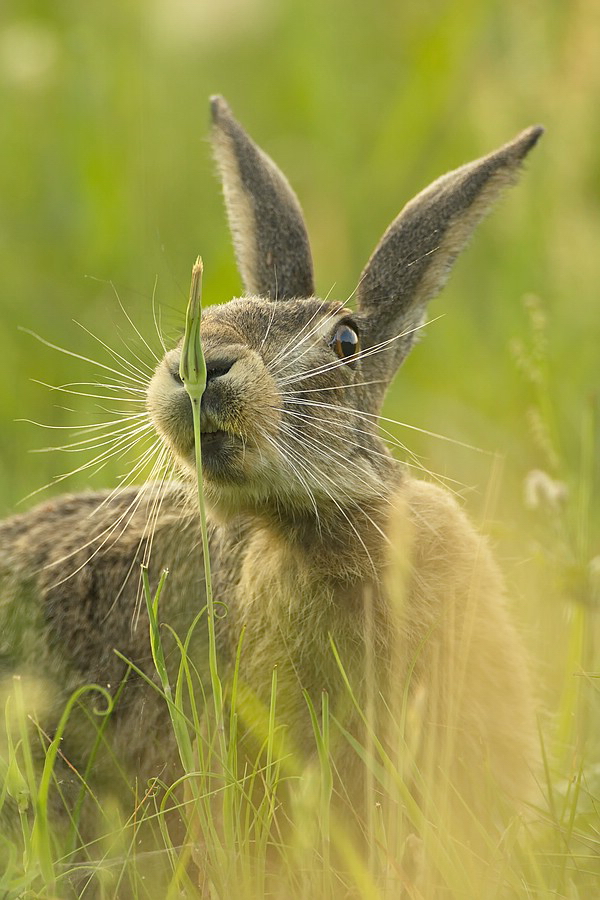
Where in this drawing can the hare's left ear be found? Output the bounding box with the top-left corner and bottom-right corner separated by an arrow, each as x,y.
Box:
211,96 -> 315,301
356,125 -> 544,381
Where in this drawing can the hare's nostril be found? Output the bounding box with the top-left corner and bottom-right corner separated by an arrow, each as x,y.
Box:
206,356 -> 236,384
169,355 -> 235,388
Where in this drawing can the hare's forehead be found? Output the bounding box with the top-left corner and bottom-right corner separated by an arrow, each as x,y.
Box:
201,297 -> 351,348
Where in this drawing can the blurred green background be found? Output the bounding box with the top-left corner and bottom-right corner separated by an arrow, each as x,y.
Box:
0,2 -> 598,684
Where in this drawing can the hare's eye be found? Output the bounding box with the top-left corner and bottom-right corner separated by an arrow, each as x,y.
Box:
331,323 -> 360,361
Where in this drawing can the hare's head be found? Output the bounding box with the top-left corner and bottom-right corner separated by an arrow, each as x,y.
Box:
148,97 -> 542,523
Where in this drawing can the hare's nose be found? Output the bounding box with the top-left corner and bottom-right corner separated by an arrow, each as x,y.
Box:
205,355 -> 236,384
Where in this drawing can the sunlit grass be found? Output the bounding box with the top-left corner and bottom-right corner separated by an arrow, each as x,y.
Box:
1,286 -> 597,898
0,1 -> 598,896
1,562 -> 597,898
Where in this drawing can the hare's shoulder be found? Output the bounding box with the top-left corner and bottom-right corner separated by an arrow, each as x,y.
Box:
392,476 -> 503,597
0,483 -> 191,570
0,482 -> 207,683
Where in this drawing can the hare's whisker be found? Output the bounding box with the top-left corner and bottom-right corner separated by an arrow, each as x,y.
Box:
94,403 -> 147,417
281,379 -> 385,396
277,320 -> 420,384
279,316 -> 442,387
258,300 -> 279,353
20,328 -> 147,384
280,407 -> 404,462
94,439 -> 169,517
45,441 -> 171,590
24,423 -> 156,498
45,472 -> 160,584
31,420 -> 154,454
274,305 -> 345,376
31,381 -> 146,404
280,407 -> 464,495
131,465 -> 177,630
343,270 -> 367,306
259,429 -> 323,535
18,413 -> 149,435
267,303 -> 328,371
60,420 -> 153,458
48,380 -> 147,396
280,402 -> 414,464
274,430 -> 342,543
278,422 -> 391,549
74,320 -> 155,381
110,282 -> 162,365
278,424 -> 388,571
322,282 -> 337,303
269,303 -> 344,375
151,274 -> 169,357
286,448 -> 380,577
284,397 -> 488,455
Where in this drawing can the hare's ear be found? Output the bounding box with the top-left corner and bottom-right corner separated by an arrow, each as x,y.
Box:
356,125 -> 543,381
210,96 -> 315,301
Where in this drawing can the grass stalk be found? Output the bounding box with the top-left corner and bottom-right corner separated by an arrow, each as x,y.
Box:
179,257 -> 225,749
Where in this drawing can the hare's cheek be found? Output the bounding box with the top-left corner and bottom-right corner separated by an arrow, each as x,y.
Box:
232,369 -> 282,436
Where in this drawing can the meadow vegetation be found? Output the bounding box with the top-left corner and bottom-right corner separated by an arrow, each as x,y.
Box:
0,1 -> 598,896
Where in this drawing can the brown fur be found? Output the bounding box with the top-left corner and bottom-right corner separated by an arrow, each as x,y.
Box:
0,97 -> 543,889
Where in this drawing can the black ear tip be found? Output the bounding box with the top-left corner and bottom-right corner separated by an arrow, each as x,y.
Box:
209,94 -> 229,126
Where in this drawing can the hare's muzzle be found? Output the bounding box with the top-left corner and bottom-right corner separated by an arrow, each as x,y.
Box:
147,330 -> 282,495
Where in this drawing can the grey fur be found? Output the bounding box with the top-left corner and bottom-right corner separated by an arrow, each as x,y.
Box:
211,95 -> 315,300
355,125 -> 544,385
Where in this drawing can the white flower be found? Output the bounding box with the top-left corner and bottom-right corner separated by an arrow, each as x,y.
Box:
524,469 -> 568,511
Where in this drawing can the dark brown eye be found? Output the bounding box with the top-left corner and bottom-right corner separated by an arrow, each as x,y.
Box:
331,322 -> 360,360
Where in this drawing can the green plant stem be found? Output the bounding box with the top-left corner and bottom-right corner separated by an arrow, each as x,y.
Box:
179,257 -> 225,750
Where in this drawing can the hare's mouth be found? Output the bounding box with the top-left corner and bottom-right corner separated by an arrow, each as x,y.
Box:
201,429 -> 231,452
198,422 -> 245,479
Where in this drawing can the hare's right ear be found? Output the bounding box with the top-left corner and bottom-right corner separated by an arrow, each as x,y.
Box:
356,125 -> 544,385
210,96 -> 315,301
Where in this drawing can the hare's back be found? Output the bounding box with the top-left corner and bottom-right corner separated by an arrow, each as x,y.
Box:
0,484 -> 202,682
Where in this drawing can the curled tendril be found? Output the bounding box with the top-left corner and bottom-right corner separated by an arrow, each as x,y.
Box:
214,600 -> 229,620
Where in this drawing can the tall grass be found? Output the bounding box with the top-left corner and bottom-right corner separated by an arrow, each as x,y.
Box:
1,291 -> 598,898
0,1 -> 598,896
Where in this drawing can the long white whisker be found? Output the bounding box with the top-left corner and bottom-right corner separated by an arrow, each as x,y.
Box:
21,422 -> 157,502
268,303 -> 345,375
93,439 -> 168,514
258,428 -> 323,536
18,412 -> 149,432
151,275 -> 169,356
278,420 -> 391,550
267,303 -> 326,371
73,320 -> 154,382
282,397 -> 489,455
279,316 -> 443,387
43,380 -> 147,395
45,443 -> 170,585
18,328 -> 145,383
110,281 -> 161,365
281,379 -> 385,396
274,305 -> 346,376
277,425 -> 389,572
279,407 -> 464,494
31,381 -> 146,403
258,300 -> 278,354
31,421 -> 155,455
344,270 -> 368,306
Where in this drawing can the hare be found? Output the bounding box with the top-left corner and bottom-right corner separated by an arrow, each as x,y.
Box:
0,97 -> 543,891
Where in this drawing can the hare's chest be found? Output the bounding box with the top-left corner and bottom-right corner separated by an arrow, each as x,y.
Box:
231,547 -> 393,737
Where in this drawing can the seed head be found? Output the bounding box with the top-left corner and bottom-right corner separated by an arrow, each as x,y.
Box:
179,256 -> 206,402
